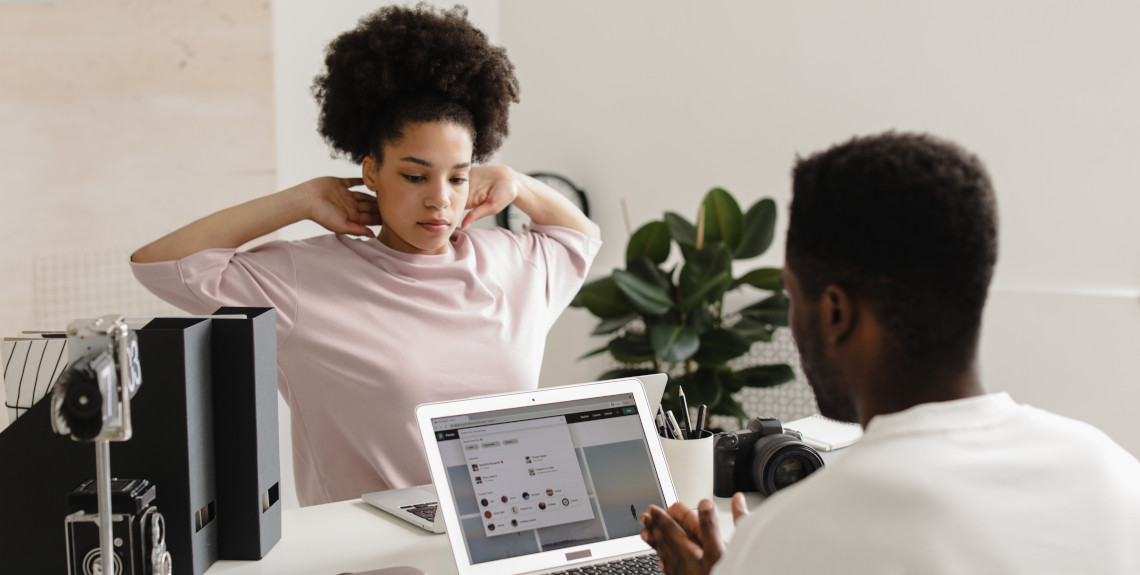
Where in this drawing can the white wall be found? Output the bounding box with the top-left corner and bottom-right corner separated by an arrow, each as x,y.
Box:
495,0 -> 1140,452
0,1 -> 273,436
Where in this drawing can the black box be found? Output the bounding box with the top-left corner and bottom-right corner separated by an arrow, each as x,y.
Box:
211,307 -> 281,559
118,317 -> 220,575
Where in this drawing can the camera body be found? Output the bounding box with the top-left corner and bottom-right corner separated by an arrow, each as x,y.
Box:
65,478 -> 172,575
51,315 -> 142,442
713,416 -> 824,497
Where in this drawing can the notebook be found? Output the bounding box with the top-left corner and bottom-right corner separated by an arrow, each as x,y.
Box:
415,377 -> 677,575
362,374 -> 667,534
784,414 -> 863,451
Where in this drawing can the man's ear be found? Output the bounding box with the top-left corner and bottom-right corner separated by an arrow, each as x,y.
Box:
362,155 -> 380,191
821,284 -> 857,345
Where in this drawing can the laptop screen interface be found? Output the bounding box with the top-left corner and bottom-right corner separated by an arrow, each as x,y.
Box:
430,393 -> 667,565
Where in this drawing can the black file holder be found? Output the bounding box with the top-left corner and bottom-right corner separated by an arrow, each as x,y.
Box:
211,306 -> 281,559
129,316 -> 220,575
0,316 -> 219,575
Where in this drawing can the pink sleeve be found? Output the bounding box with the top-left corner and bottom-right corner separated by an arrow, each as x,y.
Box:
130,243 -> 299,342
521,224 -> 603,328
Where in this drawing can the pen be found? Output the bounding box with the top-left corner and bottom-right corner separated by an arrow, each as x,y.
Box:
655,409 -> 669,438
694,404 -> 707,437
664,410 -> 685,440
678,386 -> 692,439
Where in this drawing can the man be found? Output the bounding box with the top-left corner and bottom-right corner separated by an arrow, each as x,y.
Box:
641,132 -> 1140,574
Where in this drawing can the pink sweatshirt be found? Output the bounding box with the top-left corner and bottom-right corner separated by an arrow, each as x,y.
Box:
131,224 -> 600,506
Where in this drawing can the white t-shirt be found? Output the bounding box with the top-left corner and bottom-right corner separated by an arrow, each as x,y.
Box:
132,224 -> 600,506
715,393 -> 1140,574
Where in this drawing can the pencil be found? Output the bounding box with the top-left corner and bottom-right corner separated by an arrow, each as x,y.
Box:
678,387 -> 693,439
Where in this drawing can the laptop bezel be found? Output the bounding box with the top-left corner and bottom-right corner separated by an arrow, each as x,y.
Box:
415,378 -> 678,575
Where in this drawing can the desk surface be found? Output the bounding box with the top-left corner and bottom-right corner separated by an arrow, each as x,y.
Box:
203,495 -> 752,575
205,447 -> 843,574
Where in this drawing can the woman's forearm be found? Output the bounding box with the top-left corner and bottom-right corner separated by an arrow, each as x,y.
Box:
131,186 -> 312,263
511,171 -> 601,240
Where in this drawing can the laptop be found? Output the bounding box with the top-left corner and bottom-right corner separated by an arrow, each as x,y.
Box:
362,374 -> 667,534
414,377 -> 677,575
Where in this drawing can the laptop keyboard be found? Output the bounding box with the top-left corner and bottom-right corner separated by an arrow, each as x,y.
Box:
553,553 -> 663,575
399,502 -> 438,522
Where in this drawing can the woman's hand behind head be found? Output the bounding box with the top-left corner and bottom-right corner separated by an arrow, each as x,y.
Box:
463,166 -> 520,229
299,176 -> 381,237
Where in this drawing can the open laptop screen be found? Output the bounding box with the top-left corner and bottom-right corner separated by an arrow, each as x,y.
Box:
428,392 -> 667,566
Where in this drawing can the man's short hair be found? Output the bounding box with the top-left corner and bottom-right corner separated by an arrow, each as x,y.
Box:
786,132 -> 999,368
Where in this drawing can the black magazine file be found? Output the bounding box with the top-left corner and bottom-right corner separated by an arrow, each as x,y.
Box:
0,316 -> 219,575
211,307 -> 281,559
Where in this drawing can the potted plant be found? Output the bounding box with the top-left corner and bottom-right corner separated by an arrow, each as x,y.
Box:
571,188 -> 794,428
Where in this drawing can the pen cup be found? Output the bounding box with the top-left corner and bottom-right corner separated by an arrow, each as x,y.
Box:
659,430 -> 714,507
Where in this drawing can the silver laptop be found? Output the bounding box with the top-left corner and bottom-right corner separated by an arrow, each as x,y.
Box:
362,374 -> 667,534
414,377 -> 677,575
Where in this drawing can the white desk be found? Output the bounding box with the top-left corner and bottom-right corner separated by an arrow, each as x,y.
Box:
204,448 -> 844,574
203,496 -> 752,575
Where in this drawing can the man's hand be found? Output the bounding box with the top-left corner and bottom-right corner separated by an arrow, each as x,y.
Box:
302,177 -> 382,237
639,499 -> 726,575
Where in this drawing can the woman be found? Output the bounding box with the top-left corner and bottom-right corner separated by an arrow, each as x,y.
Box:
131,5 -> 600,506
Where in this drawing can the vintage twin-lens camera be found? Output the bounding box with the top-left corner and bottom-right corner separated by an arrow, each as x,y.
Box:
49,315 -> 168,574
64,478 -> 172,575
51,315 -> 143,442
713,416 -> 825,497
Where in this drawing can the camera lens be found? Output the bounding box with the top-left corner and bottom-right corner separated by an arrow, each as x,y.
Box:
57,365 -> 106,441
771,455 -> 810,490
750,434 -> 824,496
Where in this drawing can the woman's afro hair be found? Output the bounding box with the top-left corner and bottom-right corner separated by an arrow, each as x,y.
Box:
312,3 -> 520,164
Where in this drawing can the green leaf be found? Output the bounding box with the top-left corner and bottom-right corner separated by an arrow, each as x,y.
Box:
613,269 -> 673,316
597,367 -> 660,381
708,395 -> 750,425
735,364 -> 796,388
664,212 -> 696,246
700,188 -> 744,252
729,317 -> 775,342
693,329 -> 753,365
687,305 -> 715,335
649,324 -> 700,363
627,257 -> 675,294
681,367 -> 724,411
592,313 -> 639,335
626,221 -> 672,265
608,332 -> 656,363
739,292 -> 790,327
679,271 -> 731,312
573,276 -> 635,319
577,344 -> 611,360
735,198 -> 777,259
721,371 -> 745,393
678,244 -> 733,309
733,267 -> 783,291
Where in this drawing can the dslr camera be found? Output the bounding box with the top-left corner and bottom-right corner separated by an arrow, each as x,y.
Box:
64,478 -> 172,575
713,416 -> 824,497
51,315 -> 143,442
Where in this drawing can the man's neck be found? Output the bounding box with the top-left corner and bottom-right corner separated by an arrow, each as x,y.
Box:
855,364 -> 987,427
